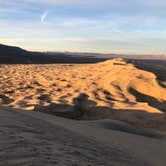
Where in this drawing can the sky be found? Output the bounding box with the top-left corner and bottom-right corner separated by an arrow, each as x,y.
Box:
0,0 -> 166,54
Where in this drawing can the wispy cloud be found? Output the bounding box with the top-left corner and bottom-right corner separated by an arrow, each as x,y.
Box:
40,11 -> 48,23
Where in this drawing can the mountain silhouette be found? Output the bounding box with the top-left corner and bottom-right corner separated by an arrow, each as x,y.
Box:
0,44 -> 105,64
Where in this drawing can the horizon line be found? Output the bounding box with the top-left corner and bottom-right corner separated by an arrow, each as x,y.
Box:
1,42 -> 165,56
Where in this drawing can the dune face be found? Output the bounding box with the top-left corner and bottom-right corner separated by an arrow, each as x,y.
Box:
2,108 -> 164,166
0,58 -> 166,130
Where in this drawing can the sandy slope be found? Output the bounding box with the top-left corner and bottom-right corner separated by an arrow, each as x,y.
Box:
0,58 -> 166,165
0,58 -> 166,130
0,58 -> 165,112
0,107 -> 166,166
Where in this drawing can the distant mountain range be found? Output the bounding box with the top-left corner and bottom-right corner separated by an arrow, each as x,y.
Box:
0,44 -> 107,64
0,43 -> 166,64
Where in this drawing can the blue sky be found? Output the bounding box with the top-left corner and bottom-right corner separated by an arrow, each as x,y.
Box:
0,0 -> 166,54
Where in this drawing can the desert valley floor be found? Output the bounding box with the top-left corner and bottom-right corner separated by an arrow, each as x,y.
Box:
0,58 -> 166,165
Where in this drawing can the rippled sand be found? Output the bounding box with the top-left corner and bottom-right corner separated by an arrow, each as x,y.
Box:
0,58 -> 166,130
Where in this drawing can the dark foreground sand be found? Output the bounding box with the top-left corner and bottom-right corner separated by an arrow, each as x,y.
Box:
0,107 -> 166,166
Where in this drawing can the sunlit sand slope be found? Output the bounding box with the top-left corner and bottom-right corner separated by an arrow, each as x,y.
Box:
0,58 -> 166,129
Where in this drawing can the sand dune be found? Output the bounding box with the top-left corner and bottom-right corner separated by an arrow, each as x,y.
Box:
0,58 -> 166,130
0,58 -> 166,165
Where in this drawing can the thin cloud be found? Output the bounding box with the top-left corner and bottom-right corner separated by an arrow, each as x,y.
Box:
40,11 -> 48,23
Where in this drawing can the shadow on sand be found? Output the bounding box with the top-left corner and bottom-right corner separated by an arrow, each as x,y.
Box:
29,93 -> 166,133
0,92 -> 166,139
129,88 -> 166,112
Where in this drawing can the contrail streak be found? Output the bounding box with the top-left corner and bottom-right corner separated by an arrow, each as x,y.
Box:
41,11 -> 48,23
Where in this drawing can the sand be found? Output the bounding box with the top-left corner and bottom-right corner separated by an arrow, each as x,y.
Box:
0,58 -> 166,165
0,58 -> 166,130
0,107 -> 166,166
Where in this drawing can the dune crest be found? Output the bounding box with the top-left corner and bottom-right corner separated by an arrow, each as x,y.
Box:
93,58 -> 166,112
